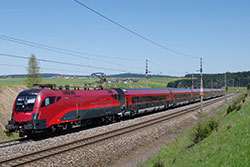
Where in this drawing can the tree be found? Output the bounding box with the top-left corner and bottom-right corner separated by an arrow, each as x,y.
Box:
248,83 -> 250,90
25,54 -> 41,88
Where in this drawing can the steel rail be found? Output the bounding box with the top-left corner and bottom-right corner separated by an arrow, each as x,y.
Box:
0,94 -> 233,167
0,140 -> 20,149
0,138 -> 32,149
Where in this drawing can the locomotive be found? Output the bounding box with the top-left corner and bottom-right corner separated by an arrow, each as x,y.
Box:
6,84 -> 225,137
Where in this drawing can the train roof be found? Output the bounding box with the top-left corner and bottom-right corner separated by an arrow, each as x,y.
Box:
18,89 -> 42,96
121,88 -> 171,96
169,89 -> 192,93
121,88 -> 170,91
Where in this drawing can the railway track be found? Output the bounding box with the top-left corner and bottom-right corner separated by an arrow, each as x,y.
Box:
0,140 -> 20,149
0,138 -> 32,149
0,94 -> 233,167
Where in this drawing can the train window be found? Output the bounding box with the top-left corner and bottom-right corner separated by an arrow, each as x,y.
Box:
112,94 -> 120,101
56,96 -> 61,102
132,95 -> 166,104
132,97 -> 137,103
115,95 -> 120,100
175,94 -> 189,99
41,97 -> 56,107
15,95 -> 37,111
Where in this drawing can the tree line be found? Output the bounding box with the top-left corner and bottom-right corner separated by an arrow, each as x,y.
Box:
167,72 -> 250,89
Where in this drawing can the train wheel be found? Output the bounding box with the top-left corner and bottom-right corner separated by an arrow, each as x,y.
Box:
66,124 -> 73,131
101,117 -> 108,125
62,124 -> 68,130
130,111 -> 136,118
50,125 -> 57,133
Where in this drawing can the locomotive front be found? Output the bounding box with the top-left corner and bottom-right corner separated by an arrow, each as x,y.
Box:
6,89 -> 46,137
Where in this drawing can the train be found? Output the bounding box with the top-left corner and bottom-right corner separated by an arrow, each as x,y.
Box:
6,84 -> 225,137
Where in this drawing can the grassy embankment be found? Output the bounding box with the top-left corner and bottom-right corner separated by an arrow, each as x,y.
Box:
144,92 -> 250,167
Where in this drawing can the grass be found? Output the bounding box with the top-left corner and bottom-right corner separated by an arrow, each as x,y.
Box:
0,129 -> 19,142
1,78 -> 247,91
191,118 -> 219,145
0,78 -> 96,87
0,78 -> 26,87
226,93 -> 248,114
226,86 -> 247,94
0,77 -> 182,88
104,77 -> 182,89
144,93 -> 250,167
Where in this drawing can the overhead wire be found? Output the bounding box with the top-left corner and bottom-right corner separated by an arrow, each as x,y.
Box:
0,63 -> 87,73
0,53 -> 129,72
0,35 -> 135,61
73,0 -> 221,75
73,0 -> 199,59
149,60 -> 184,75
0,2 -> 219,76
203,60 -> 217,73
0,35 -> 144,70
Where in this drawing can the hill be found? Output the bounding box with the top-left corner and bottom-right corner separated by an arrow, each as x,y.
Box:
167,71 -> 250,88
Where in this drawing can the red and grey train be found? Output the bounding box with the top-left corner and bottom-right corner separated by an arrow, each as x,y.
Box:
6,86 -> 225,137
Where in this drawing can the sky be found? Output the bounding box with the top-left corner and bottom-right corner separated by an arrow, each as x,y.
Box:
0,0 -> 249,76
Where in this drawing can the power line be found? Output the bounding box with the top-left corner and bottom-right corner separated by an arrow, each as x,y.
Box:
0,37 -> 217,76
0,53 -> 128,72
0,35 -> 144,70
149,60 -> 184,75
73,1 -> 220,75
73,0 -> 199,59
0,34 -> 135,61
0,63 -> 87,73
203,60 -> 217,73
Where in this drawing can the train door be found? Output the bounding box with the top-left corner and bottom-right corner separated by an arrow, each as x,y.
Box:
126,97 -> 129,110
75,96 -> 82,119
113,88 -> 125,111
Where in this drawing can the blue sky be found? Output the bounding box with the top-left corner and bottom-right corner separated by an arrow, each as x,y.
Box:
0,0 -> 249,76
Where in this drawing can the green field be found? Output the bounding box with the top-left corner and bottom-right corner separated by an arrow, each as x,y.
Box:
144,93 -> 250,167
226,86 -> 247,94
1,78 -> 247,91
0,77 -> 182,88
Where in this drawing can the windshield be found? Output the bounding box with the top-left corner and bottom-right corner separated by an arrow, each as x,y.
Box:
15,95 -> 37,111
